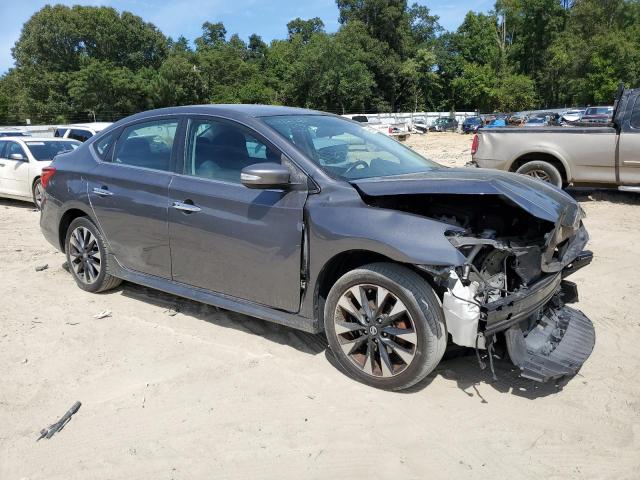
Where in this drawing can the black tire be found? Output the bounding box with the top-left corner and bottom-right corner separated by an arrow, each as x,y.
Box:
516,161 -> 563,188
64,216 -> 122,293
32,178 -> 43,210
324,263 -> 447,391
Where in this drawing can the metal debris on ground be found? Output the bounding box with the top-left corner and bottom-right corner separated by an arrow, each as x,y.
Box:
36,401 -> 82,441
93,310 -> 112,319
34,264 -> 49,272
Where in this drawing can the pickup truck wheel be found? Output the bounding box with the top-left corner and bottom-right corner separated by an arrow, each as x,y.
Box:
516,161 -> 563,188
64,217 -> 122,293
324,263 -> 447,391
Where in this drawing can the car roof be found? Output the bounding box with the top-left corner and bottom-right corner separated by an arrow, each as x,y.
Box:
119,105 -> 328,124
56,122 -> 113,131
1,136 -> 79,142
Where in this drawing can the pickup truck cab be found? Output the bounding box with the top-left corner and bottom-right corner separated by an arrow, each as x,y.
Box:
470,87 -> 640,189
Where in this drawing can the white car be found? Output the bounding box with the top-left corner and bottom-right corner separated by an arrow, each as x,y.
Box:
0,137 -> 80,208
54,122 -> 112,142
560,109 -> 585,123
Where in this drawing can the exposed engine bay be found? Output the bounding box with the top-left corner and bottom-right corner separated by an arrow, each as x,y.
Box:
363,192 -> 595,382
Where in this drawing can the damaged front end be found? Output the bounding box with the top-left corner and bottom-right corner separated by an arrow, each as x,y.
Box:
355,175 -> 596,383
434,206 -> 594,382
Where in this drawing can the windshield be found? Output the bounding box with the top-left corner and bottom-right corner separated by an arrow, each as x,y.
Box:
25,140 -> 80,160
262,115 -> 440,180
526,118 -> 545,124
464,117 -> 480,124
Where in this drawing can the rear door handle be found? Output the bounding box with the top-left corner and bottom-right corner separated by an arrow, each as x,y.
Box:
93,187 -> 113,197
172,201 -> 201,213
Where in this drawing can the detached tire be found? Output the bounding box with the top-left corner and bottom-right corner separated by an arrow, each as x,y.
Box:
64,217 -> 122,293
324,263 -> 447,391
516,161 -> 563,188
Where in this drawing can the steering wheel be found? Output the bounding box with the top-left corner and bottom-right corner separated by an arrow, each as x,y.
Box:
343,160 -> 369,176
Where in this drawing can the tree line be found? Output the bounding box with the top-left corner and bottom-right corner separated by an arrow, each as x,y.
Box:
0,0 -> 639,125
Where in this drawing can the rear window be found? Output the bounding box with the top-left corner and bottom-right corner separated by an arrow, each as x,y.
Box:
631,97 -> 640,129
25,141 -> 80,161
68,129 -> 93,142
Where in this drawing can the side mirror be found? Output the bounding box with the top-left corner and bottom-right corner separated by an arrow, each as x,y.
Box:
241,162 -> 290,189
9,153 -> 26,161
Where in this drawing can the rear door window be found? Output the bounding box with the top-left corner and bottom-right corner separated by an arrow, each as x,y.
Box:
113,119 -> 178,171
94,132 -> 117,161
68,129 -> 92,142
0,140 -> 7,157
631,96 -> 640,130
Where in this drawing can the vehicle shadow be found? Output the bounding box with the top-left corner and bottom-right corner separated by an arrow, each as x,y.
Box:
325,344 -> 573,400
118,281 -> 328,356
118,277 -> 576,397
567,187 -> 640,205
0,197 -> 37,210
402,347 -> 573,400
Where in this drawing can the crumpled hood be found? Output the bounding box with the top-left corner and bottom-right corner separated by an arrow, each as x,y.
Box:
351,168 -> 581,224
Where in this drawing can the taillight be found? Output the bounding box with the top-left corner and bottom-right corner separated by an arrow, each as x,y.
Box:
388,126 -> 393,134
41,166 -> 56,188
471,134 -> 479,155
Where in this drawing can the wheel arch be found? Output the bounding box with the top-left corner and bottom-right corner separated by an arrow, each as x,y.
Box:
313,249 -> 438,331
58,206 -> 95,252
509,152 -> 571,183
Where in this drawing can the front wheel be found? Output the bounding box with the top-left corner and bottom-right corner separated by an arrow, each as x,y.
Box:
324,263 -> 447,391
64,217 -> 122,293
516,161 -> 563,188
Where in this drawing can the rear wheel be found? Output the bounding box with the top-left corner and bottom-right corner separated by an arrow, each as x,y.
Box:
516,161 -> 563,188
64,217 -> 122,293
32,178 -> 44,210
324,263 -> 447,391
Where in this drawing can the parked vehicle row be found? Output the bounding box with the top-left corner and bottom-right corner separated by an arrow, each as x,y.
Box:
38,105 -> 595,390
0,127 -> 31,137
342,114 -> 410,141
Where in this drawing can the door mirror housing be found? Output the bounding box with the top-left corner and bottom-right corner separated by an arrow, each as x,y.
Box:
241,162 -> 290,189
9,153 -> 26,161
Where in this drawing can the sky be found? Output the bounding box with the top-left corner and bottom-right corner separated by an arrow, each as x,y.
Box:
0,0 -> 494,73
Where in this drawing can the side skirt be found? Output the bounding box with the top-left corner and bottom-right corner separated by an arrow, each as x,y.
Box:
107,254 -> 321,334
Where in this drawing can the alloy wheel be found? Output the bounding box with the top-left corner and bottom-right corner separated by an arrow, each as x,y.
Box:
34,181 -> 44,209
334,284 -> 418,377
525,169 -> 551,183
68,226 -> 101,284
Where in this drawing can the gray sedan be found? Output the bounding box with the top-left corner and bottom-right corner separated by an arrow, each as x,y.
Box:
39,105 -> 595,390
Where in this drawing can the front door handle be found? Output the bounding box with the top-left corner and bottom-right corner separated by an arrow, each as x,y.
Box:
172,201 -> 201,213
93,187 -> 113,197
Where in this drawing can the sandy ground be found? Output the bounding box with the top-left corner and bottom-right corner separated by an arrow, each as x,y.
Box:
1,132 -> 639,480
